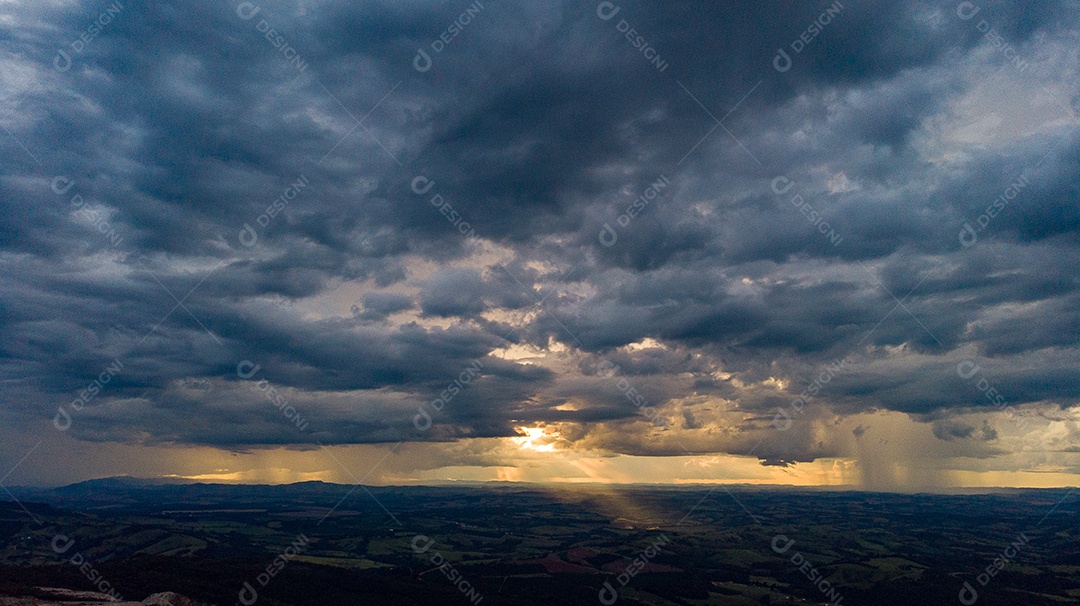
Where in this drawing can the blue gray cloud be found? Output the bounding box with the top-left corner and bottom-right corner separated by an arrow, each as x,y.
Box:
0,0 -> 1078,476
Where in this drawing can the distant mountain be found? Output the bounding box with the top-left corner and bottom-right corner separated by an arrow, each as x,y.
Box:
57,476 -> 199,490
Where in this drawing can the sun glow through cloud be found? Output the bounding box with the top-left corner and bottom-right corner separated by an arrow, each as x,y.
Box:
513,426 -> 560,453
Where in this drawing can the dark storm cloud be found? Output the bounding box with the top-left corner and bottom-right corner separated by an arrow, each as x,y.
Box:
355,291 -> 414,320
0,0 -> 1078,467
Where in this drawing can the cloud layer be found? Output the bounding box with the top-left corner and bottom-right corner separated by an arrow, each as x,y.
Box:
1,0 -> 1079,485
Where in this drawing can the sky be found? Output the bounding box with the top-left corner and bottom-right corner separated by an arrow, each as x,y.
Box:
1,0 -> 1079,490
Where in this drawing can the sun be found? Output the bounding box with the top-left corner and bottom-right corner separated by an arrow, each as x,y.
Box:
513,425 -> 558,452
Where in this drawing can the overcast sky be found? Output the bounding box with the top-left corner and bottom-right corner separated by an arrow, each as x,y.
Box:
1,0 -> 1079,489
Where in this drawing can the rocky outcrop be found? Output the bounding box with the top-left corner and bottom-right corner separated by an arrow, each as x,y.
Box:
0,589 -> 213,606
139,593 -> 210,606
